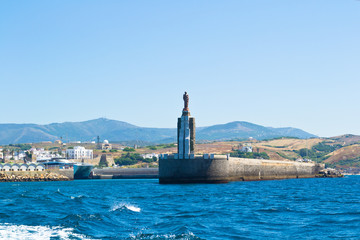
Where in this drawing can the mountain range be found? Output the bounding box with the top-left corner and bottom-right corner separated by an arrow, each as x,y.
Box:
0,118 -> 317,145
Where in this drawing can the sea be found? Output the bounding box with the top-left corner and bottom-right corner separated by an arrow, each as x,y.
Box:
0,176 -> 360,240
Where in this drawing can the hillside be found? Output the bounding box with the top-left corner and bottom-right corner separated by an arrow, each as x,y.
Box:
197,121 -> 316,140
0,118 -> 316,145
249,136 -> 360,170
329,134 -> 360,146
255,138 -> 323,151
324,144 -> 360,167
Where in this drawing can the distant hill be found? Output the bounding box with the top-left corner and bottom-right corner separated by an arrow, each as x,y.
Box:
329,134 -> 360,146
0,118 -> 316,145
197,121 -> 316,140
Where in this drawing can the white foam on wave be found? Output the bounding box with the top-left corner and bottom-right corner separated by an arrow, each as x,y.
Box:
129,231 -> 197,240
71,195 -> 84,200
110,202 -> 141,212
0,223 -> 93,240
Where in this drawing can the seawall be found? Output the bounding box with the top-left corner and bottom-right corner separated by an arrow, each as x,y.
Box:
92,168 -> 158,179
0,169 -> 73,182
159,155 -> 324,184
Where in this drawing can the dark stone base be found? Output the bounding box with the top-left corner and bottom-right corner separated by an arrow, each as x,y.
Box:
159,156 -> 325,184
159,178 -> 229,184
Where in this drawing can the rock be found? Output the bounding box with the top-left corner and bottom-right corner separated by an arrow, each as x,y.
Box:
316,168 -> 343,178
0,171 -> 71,182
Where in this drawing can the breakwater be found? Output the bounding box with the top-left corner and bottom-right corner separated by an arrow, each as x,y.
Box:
0,170 -> 72,182
159,155 -> 325,183
92,168 -> 158,179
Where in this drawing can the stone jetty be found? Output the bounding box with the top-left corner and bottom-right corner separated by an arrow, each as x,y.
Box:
0,171 -> 70,182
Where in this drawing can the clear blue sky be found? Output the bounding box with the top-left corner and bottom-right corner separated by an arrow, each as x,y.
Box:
1,0 -> 359,137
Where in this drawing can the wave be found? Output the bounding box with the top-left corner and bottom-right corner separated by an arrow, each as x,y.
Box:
129,231 -> 201,240
0,223 -> 93,240
54,188 -> 66,197
71,195 -> 86,200
110,202 -> 141,213
55,189 -> 87,200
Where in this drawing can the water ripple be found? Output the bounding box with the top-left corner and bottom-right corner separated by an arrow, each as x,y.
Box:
0,177 -> 360,239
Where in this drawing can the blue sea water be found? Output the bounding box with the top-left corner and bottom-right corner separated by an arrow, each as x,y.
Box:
1,176 -> 360,240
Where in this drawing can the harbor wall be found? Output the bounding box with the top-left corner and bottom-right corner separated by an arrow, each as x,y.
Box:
0,169 -> 73,181
56,169 -> 74,180
159,155 -> 324,183
92,168 -> 158,179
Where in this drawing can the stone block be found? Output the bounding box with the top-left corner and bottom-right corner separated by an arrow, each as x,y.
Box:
174,153 -> 178,159
179,154 -> 183,159
190,154 -> 195,159
203,154 -> 209,159
210,154 -> 214,159
184,154 -> 189,159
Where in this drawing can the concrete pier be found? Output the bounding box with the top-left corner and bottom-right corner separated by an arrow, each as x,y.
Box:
92,168 -> 158,179
159,155 -> 324,184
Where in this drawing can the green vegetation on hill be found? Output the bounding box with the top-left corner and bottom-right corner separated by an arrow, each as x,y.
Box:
148,143 -> 176,150
114,153 -> 157,166
313,142 -> 342,152
123,147 -> 135,152
327,158 -> 360,169
295,142 -> 342,162
8,143 -> 32,150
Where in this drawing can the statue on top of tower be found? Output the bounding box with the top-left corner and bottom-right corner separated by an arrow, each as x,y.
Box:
183,91 -> 189,111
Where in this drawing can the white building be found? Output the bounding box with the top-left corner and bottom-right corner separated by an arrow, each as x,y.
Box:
66,146 -> 93,159
102,140 -> 112,150
240,144 -> 253,153
0,163 -> 44,171
141,153 -> 159,159
31,148 -> 60,161
13,151 -> 26,161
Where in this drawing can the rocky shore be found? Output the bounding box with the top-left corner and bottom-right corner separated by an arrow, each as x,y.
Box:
316,168 -> 343,178
0,172 -> 70,182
